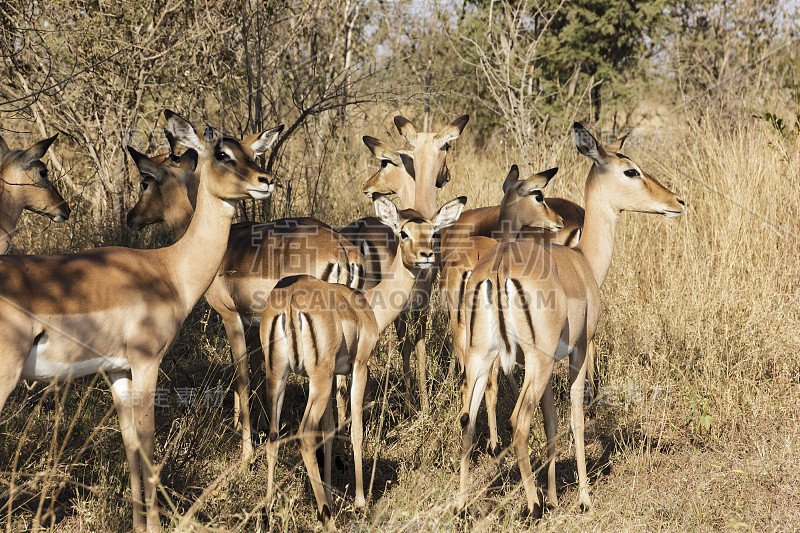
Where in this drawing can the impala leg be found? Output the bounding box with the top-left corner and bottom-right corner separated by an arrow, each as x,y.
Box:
134,363 -> 160,533
221,315 -> 253,462
335,374 -> 348,432
109,372 -> 145,532
414,310 -> 429,412
485,358 -> 500,455
457,352 -> 493,511
322,387 -> 335,507
350,358 -> 369,508
395,313 -> 414,403
298,379 -> 337,531
570,340 -> 592,511
0,343 -> 27,412
511,352 -> 553,519
110,364 -> 161,533
540,379 -> 558,509
265,367 -> 288,506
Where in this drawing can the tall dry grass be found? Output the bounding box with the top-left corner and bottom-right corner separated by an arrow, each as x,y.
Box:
1,107 -> 799,532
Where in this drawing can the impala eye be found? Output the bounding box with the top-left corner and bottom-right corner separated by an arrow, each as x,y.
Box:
624,169 -> 640,178
381,160 -> 388,168
214,150 -> 231,162
533,192 -> 544,202
400,230 -> 409,240
142,182 -> 149,190
39,169 -> 48,180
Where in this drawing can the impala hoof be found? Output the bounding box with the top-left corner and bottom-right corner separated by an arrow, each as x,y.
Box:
521,502 -> 543,521
487,443 -> 502,457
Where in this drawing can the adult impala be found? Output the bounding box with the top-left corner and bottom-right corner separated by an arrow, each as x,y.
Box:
458,123 -> 684,516
0,133 -> 70,253
343,115 -> 469,411
0,113 -> 276,532
129,116 -> 365,461
441,164 -> 564,454
261,196 -> 465,531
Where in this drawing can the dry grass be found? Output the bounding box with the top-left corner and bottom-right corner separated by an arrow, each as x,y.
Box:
1,109 -> 799,532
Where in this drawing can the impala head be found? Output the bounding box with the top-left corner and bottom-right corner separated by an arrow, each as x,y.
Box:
164,109 -> 283,201
0,133 -> 70,222
374,195 -> 466,270
499,164 -> 564,233
393,114 -> 469,215
361,135 -> 415,201
126,146 -> 197,230
573,123 -> 684,217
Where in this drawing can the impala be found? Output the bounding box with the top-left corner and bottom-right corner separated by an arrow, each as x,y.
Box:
0,113 -> 276,532
0,133 -> 70,253
261,196 -> 465,530
342,115 -> 469,411
458,123 -> 684,516
441,164 -> 564,454
129,116 -> 365,461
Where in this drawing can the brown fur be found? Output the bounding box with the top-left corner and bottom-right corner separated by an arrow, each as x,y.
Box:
0,109 -> 275,533
458,123 -> 685,515
260,197 -> 465,530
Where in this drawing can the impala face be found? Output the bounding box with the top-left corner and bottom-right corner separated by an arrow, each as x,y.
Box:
373,195 -> 467,270
574,123 -> 685,218
126,148 -> 197,230
394,114 -> 469,190
499,164 -> 565,233
361,135 -> 415,201
164,109 -> 283,202
0,134 -> 70,222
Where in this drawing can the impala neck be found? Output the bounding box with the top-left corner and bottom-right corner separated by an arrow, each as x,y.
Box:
164,190 -> 194,239
164,172 -> 237,314
365,249 -> 417,332
0,206 -> 21,253
575,169 -> 619,288
494,210 -> 518,244
413,162 -> 437,219
396,180 -> 416,212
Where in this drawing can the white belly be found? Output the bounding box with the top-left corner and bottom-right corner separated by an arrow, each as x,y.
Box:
22,333 -> 131,380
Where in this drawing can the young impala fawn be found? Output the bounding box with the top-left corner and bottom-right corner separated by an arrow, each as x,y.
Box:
260,196 -> 465,531
458,123 -> 684,517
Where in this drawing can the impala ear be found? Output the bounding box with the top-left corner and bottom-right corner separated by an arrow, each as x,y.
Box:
501,164 -> 520,194
518,167 -> 558,195
127,146 -> 168,184
22,134 -> 58,165
373,196 -> 402,232
432,196 -> 467,232
165,109 -> 206,153
247,125 -> 284,158
604,133 -> 629,153
394,115 -> 418,147
573,122 -> 607,165
363,136 -> 403,166
434,114 -> 469,149
178,148 -> 198,173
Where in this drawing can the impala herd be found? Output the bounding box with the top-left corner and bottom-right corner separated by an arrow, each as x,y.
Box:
0,111 -> 684,531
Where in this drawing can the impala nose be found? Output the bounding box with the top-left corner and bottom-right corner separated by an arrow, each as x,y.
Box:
258,175 -> 271,184
677,198 -> 685,207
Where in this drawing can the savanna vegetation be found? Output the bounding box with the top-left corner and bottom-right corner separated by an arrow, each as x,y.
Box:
0,0 -> 799,531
